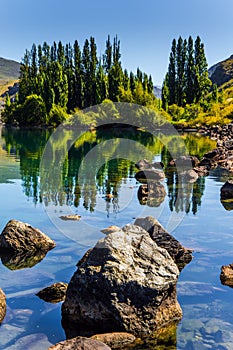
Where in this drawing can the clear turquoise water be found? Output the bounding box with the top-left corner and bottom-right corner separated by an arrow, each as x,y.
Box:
0,126 -> 233,349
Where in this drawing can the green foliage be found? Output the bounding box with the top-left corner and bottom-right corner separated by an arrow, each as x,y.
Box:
162,35 -> 211,109
20,94 -> 47,126
49,105 -> 68,126
4,35 -> 158,127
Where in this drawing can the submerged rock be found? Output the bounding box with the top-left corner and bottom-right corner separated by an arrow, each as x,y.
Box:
48,336 -> 111,350
62,223 -> 182,337
134,216 -> 193,270
0,288 -> 6,323
0,220 -> 55,253
36,282 -> 68,303
100,226 -> 122,235
220,264 -> 233,287
91,332 -> 136,349
59,215 -> 81,221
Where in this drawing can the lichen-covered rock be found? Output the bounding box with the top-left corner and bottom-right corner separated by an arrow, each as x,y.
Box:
134,216 -> 192,270
0,220 -> 55,253
91,332 -> 135,349
0,288 -> 6,323
48,337 -> 111,349
36,282 -> 68,303
220,264 -> 233,287
62,224 -> 182,337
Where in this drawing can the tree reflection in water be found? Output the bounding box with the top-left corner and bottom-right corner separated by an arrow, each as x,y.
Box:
2,127 -> 216,215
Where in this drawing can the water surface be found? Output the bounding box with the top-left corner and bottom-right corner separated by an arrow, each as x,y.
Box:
0,126 -> 232,349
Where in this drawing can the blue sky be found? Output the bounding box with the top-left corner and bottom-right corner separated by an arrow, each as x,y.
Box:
1,0 -> 233,85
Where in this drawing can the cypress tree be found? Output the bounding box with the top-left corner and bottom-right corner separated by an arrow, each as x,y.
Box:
194,36 -> 211,102
148,75 -> 154,94
167,39 -> 177,105
108,36 -> 123,101
176,37 -> 187,106
104,35 -> 112,72
96,60 -> 108,103
185,36 -> 195,104
162,73 -> 169,111
73,40 -> 83,108
90,36 -> 98,105
82,39 -> 91,107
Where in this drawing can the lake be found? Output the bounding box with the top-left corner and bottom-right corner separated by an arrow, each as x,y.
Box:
0,125 -> 233,349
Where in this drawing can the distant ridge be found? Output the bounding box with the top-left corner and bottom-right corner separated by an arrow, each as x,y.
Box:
208,55 -> 233,87
0,57 -> 20,81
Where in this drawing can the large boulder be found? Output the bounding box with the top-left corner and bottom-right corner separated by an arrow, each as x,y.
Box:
0,288 -> 6,323
134,216 -> 192,270
48,337 -> 111,350
0,220 -> 55,253
62,224 -> 182,337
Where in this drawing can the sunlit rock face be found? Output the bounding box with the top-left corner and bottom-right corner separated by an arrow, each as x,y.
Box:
62,223 -> 182,338
0,219 -> 55,253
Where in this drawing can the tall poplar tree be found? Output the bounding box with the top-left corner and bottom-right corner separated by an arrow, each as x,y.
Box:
185,36 -> 195,104
167,39 -> 177,105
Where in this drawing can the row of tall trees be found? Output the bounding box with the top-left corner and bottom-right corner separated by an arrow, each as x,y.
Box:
3,36 -> 156,126
162,36 -> 211,110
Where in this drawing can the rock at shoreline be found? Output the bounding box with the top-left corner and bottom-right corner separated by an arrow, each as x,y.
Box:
221,180 -> 233,200
62,223 -> 182,337
91,332 -> 136,349
220,264 -> 233,287
48,337 -> 111,350
36,282 -> 68,303
134,216 -> 193,270
0,288 -> 6,323
0,220 -> 55,253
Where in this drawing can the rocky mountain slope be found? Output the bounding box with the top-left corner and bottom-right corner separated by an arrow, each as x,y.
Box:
208,55 -> 233,87
0,57 -> 20,81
